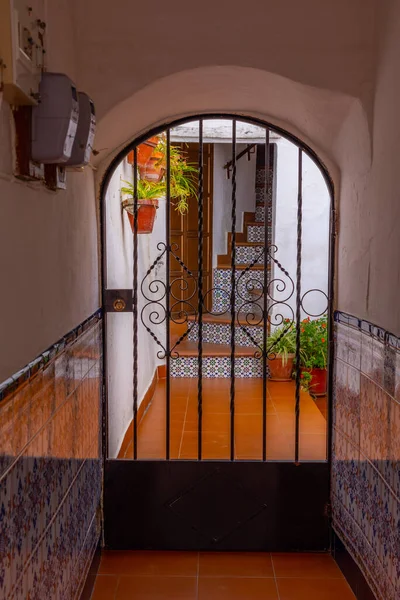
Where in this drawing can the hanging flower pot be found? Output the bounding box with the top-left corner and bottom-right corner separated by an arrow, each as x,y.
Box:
138,151 -> 165,182
122,199 -> 159,234
127,136 -> 159,168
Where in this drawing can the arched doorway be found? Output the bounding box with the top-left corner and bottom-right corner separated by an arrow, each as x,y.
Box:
100,114 -> 334,550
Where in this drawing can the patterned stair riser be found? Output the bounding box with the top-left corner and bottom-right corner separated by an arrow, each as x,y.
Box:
187,321 -> 263,347
170,356 -> 263,378
212,269 -> 265,313
255,188 -> 267,204
255,205 -> 273,223
236,245 -> 264,265
247,225 -> 271,244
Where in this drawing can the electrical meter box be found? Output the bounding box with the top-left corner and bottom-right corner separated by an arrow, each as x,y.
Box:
0,0 -> 46,105
31,72 -> 79,163
66,93 -> 96,166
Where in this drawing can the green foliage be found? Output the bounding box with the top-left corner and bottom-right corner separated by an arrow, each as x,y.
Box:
299,315 -> 328,369
267,321 -> 296,365
120,137 -> 198,214
120,179 -> 165,202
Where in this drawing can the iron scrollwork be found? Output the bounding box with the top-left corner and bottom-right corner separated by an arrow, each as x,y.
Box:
140,242 -> 198,359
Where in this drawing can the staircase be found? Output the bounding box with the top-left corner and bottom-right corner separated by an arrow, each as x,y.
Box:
172,147 -> 274,378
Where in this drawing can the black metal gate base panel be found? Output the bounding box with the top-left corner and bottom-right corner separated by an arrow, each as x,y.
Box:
104,460 -> 330,551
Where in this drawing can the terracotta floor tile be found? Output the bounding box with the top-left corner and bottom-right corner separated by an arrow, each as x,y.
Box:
199,551 -> 274,577
198,576 -> 278,599
271,553 -> 344,579
91,574 -> 119,600
116,576 -> 197,599
180,431 -> 231,459
117,378 -> 328,461
298,434 -> 327,461
201,412 -> 230,432
100,550 -> 198,576
276,577 -> 355,599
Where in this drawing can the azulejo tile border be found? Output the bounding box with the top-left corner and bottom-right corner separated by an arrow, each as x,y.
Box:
332,310 -> 400,600
0,312 -> 103,600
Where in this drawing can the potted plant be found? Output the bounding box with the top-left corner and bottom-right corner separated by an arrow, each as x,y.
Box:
299,316 -> 328,396
120,180 -> 164,234
127,136 -> 159,168
267,321 -> 296,381
121,139 -> 198,233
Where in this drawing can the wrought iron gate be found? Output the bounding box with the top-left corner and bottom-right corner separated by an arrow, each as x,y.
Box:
102,115 -> 334,551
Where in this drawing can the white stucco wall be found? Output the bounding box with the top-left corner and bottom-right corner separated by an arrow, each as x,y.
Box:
336,0 -> 400,334
212,143 -> 257,266
105,159 -> 166,458
271,138 -> 330,325
0,1 -> 99,382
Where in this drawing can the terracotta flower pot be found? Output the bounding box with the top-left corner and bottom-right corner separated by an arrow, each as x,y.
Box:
309,367 -> 327,396
122,199 -> 159,234
127,136 -> 159,168
268,353 -> 295,381
138,152 -> 165,182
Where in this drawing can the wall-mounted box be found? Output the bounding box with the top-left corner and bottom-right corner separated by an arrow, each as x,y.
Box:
31,72 -> 79,163
0,0 -> 46,105
66,93 -> 96,167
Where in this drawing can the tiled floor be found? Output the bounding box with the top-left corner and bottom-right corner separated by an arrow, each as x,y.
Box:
91,551 -> 355,599
120,378 -> 327,461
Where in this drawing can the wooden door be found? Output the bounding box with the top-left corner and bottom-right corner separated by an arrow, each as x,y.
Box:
170,143 -> 213,315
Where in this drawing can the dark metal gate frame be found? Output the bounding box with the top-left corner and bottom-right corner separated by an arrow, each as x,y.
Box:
100,114 -> 336,551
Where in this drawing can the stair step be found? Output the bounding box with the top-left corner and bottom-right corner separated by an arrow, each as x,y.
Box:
187,312 -> 263,326
235,241 -> 265,247
217,245 -> 265,267
247,224 -> 271,244
212,268 -> 265,313
175,340 -> 257,358
216,264 -> 267,271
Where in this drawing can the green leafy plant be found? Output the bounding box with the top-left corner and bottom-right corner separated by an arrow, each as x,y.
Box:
153,138 -> 198,214
299,315 -> 328,370
267,321 -> 296,365
121,138 -> 198,214
120,178 -> 165,202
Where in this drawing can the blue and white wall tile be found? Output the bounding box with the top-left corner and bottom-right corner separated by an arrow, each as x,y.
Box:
332,311 -> 400,600
188,321 -> 263,347
170,356 -> 263,378
0,312 -> 103,600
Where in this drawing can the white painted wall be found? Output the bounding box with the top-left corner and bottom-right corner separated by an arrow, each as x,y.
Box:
271,138 -> 330,325
337,0 -> 400,335
105,159 -> 166,458
212,144 -> 257,266
73,0 -> 376,121
0,1 -> 99,382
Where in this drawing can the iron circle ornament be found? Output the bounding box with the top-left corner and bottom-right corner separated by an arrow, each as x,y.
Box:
300,289 -> 328,318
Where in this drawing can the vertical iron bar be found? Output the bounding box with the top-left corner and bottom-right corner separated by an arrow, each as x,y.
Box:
166,129 -> 171,460
326,202 -> 336,465
230,119 -> 237,461
295,148 -> 303,463
262,130 -> 270,461
133,146 -> 138,460
197,120 -> 204,460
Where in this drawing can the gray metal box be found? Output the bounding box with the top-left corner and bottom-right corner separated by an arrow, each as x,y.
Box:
31,72 -> 79,163
65,92 -> 96,166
